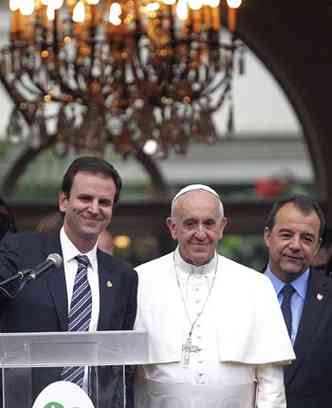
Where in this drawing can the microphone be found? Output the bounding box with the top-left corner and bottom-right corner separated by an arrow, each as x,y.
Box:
0,253 -> 63,299
28,253 -> 63,279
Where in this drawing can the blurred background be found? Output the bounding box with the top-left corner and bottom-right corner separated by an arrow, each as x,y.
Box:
0,1 -> 330,269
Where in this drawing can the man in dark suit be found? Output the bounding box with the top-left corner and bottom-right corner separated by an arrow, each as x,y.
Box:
264,194 -> 332,408
0,156 -> 138,407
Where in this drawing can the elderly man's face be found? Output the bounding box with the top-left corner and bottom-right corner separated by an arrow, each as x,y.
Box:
264,202 -> 321,282
167,190 -> 227,266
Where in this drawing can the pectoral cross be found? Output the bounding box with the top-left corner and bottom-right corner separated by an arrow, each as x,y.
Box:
182,336 -> 201,368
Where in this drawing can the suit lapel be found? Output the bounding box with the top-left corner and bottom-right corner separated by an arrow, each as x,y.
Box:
44,233 -> 69,331
97,250 -> 116,330
285,269 -> 331,384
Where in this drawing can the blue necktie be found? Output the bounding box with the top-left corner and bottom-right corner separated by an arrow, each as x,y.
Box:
281,284 -> 295,337
62,255 -> 92,387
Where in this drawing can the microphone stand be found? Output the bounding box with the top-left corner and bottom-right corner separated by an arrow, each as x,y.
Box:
0,269 -> 34,299
0,256 -> 61,299
0,269 -> 34,287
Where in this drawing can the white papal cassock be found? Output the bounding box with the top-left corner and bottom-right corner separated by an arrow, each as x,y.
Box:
134,248 -> 295,408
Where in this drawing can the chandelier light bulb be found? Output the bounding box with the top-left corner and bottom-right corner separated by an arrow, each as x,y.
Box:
163,0 -> 176,5
87,0 -> 100,4
9,0 -> 20,11
143,139 -> 158,155
20,0 -> 35,15
109,3 -> 122,25
226,0 -> 241,8
203,0 -> 220,7
146,2 -> 160,13
47,6 -> 55,20
176,0 -> 188,20
47,0 -> 64,9
188,0 -> 203,11
73,1 -> 85,22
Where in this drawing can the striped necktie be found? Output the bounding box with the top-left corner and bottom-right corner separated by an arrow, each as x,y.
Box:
62,254 -> 92,387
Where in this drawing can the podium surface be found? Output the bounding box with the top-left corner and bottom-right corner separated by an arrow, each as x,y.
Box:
0,330 -> 148,408
0,330 -> 148,367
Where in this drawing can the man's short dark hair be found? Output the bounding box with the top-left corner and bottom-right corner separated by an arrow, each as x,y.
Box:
61,156 -> 122,204
265,194 -> 326,238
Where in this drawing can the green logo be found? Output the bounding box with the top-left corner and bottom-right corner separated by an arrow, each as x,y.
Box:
44,402 -> 64,408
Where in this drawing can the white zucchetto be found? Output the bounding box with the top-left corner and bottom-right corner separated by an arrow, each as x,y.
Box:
172,184 -> 224,217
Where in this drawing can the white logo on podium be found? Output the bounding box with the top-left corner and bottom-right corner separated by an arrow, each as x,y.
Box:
32,381 -> 95,408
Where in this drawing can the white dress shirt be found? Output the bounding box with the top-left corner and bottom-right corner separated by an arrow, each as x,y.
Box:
265,265 -> 309,344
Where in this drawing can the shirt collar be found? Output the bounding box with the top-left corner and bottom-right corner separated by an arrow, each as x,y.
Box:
265,264 -> 310,299
174,246 -> 217,275
60,227 -> 98,270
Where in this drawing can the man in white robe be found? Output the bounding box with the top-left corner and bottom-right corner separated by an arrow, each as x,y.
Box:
134,185 -> 295,408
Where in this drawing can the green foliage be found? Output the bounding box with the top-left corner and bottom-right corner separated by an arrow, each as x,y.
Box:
0,141 -> 10,156
220,235 -> 267,271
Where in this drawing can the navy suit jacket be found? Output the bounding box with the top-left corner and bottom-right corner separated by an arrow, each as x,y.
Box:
283,269 -> 332,408
0,231 -> 138,407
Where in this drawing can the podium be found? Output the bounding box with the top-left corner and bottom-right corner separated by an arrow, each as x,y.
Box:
0,330 -> 148,408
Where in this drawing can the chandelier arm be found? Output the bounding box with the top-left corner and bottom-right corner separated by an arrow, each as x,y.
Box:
51,62 -> 89,100
196,79 -> 230,112
50,41 -> 91,97
132,43 -> 153,82
53,10 -> 60,66
71,67 -> 87,94
51,68 -> 87,101
0,77 -> 34,126
204,82 -> 232,114
16,66 -> 50,97
87,22 -> 97,84
54,38 -> 81,91
200,73 -> 232,99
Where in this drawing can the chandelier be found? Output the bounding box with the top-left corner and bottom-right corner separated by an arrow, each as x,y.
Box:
0,0 -> 243,157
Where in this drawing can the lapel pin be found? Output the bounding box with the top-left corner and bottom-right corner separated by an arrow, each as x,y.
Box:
316,293 -> 324,301
107,280 -> 113,288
